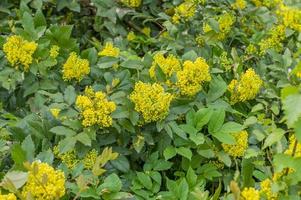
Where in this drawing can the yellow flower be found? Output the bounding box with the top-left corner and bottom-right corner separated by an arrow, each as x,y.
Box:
232,0 -> 247,10
176,57 -> 211,96
149,53 -> 181,79
217,13 -> 235,40
172,1 -> 196,24
276,4 -> 301,32
251,0 -> 261,7
49,45 -> 60,59
0,193 -> 17,200
259,25 -> 285,55
121,0 -> 141,8
260,179 -> 278,200
22,161 -> 65,200
222,130 -> 248,157
228,68 -> 263,104
98,42 -> 120,57
53,146 -> 79,169
285,135 -> 301,158
130,82 -> 173,123
76,86 -> 116,127
50,108 -> 60,119
142,27 -> 151,37
241,187 -> 260,200
246,44 -> 257,55
83,149 -> 98,169
3,35 -> 37,71
220,52 -> 232,71
195,35 -> 205,47
62,52 -> 90,81
127,31 -> 136,41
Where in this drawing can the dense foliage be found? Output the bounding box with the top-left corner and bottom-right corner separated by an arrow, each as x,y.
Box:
0,0 -> 301,199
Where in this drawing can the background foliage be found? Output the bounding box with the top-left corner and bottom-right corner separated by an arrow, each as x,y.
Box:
0,0 -> 301,199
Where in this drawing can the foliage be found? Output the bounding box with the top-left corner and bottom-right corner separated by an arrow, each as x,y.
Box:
0,0 -> 301,199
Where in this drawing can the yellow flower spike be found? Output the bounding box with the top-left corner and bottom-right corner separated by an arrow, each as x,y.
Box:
260,179 -> 278,200
176,57 -> 211,96
21,161 -> 65,200
127,31 -> 136,41
62,52 -> 90,81
50,108 -> 60,119
232,0 -> 247,10
222,130 -> 248,157
98,42 -> 120,57
149,53 -> 181,79
3,35 -> 37,71
241,187 -> 260,200
172,1 -> 196,24
0,193 -> 17,200
130,82 -> 173,123
83,149 -> 98,169
121,0 -> 141,8
49,45 -> 60,59
142,27 -> 151,37
228,68 -> 263,104
76,87 -> 116,127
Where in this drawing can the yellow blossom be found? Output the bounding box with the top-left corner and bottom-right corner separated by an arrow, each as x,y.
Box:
130,82 -> 173,123
22,161 -> 65,200
260,179 -> 278,200
50,108 -> 60,119
241,187 -> 260,200
83,149 -> 98,169
3,35 -> 37,71
62,52 -> 90,81
246,44 -> 257,55
176,57 -> 211,96
222,130 -> 248,157
232,0 -> 247,10
217,13 -> 235,40
195,35 -> 205,47
220,52 -> 232,71
172,1 -> 196,24
142,27 -> 151,36
121,0 -> 141,8
149,53 -> 181,79
259,25 -> 285,55
285,135 -> 301,158
228,68 -> 263,104
98,42 -> 120,57
127,31 -> 136,41
53,146 -> 79,169
76,86 -> 116,127
276,4 -> 301,32
0,193 -> 17,200
49,45 -> 60,59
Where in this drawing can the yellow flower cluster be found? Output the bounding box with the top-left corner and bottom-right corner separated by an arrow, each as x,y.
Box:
50,108 -> 60,119
245,44 -> 257,55
3,35 -> 37,71
176,57 -> 211,96
195,35 -> 205,47
127,31 -> 136,41
241,187 -> 260,200
251,0 -> 281,7
149,53 -> 181,79
98,42 -> 120,57
276,4 -> 301,32
53,146 -> 79,169
220,52 -> 232,71
0,193 -> 17,200
260,179 -> 278,200
49,45 -> 60,59
83,149 -> 98,169
222,130 -> 248,157
121,0 -> 141,8
259,25 -> 285,55
228,68 -> 263,104
22,162 -> 65,200
172,0 -> 196,24
62,52 -> 90,81
232,0 -> 247,10
142,27 -> 151,37
130,82 -> 173,123
76,86 -> 116,127
284,135 -> 301,157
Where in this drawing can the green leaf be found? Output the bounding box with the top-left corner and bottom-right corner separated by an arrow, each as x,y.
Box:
64,85 -> 76,105
220,122 -> 242,133
208,18 -> 220,32
177,178 -> 189,200
21,135 -> 35,161
179,124 -> 198,135
2,171 -> 28,189
169,122 -> 187,139
283,94 -> 301,127
263,128 -> 285,149
11,144 -> 27,168
76,132 -> 92,146
182,50 -> 198,61
207,76 -> 227,102
111,156 -> 130,173
186,167 -> 197,187
208,109 -> 225,134
49,126 -> 76,137
120,59 -> 143,70
99,173 -> 122,193
58,137 -> 76,153
163,146 -> 177,160
212,131 -> 235,144
177,147 -> 192,160
195,108 -> 213,130
242,159 -> 255,188
137,172 -> 153,190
